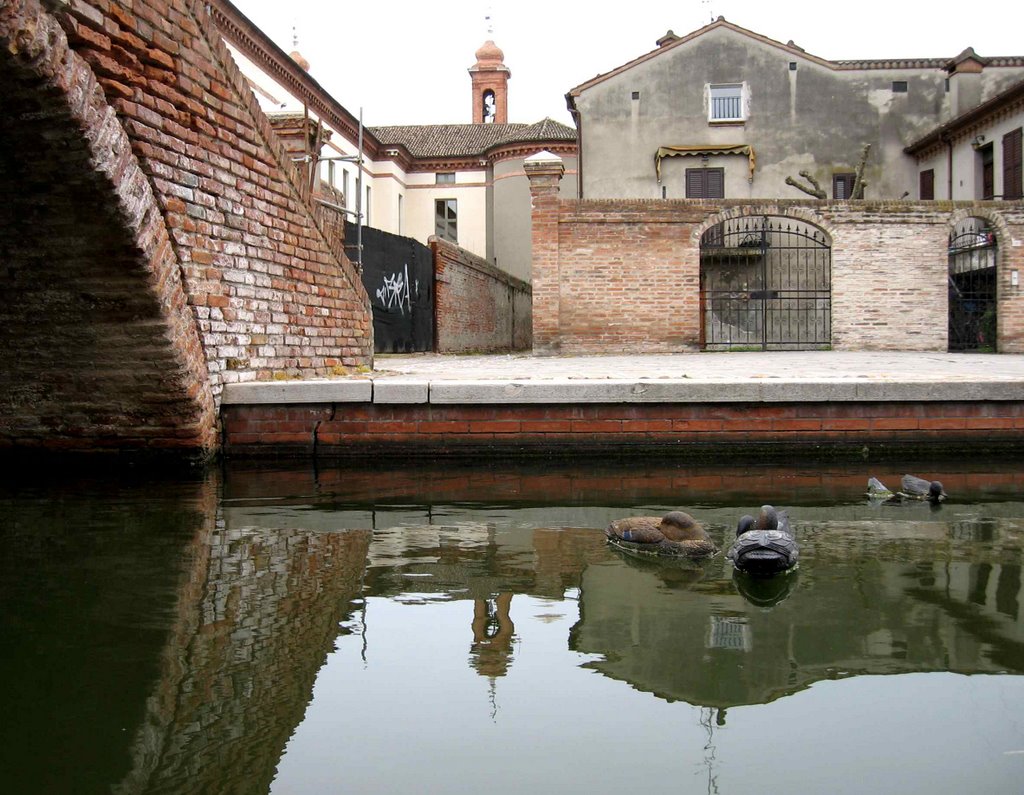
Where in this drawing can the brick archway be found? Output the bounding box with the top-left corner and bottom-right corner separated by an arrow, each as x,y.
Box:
699,213 -> 832,350
0,0 -> 216,455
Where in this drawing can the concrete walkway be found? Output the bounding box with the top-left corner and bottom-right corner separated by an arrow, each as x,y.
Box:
221,351 -> 1024,406
373,351 -> 1024,383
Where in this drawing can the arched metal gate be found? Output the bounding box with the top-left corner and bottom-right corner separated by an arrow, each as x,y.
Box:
948,218 -> 997,352
700,216 -> 831,351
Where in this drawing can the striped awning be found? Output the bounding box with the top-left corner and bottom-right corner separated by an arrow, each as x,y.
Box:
655,144 -> 756,182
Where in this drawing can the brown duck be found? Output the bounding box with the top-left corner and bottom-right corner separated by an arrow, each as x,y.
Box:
605,511 -> 718,558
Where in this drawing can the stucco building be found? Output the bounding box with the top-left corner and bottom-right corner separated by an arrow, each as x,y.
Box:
214,1 -> 577,284
566,17 -> 1024,202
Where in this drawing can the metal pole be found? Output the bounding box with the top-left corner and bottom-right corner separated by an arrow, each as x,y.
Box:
356,107 -> 364,273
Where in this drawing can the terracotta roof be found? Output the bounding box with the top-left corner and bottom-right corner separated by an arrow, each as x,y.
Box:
369,119 -> 576,158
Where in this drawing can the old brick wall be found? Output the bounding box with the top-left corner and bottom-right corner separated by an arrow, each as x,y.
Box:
57,0 -> 373,383
222,400 -> 1024,459
527,166 -> 1024,353
0,0 -> 373,455
0,0 -> 218,454
432,237 -> 532,352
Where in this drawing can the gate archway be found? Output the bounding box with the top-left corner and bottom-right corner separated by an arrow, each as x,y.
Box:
699,216 -> 831,350
948,218 -> 997,352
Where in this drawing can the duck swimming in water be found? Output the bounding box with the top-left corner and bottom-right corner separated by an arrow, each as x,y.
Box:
867,475 -> 946,504
605,511 -> 718,559
726,505 -> 799,576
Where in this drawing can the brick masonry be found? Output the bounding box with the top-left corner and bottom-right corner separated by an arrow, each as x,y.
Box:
222,400 -> 1024,459
432,236 -> 532,352
0,0 -> 372,456
527,163 -> 1024,354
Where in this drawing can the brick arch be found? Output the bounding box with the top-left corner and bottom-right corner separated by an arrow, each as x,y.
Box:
947,207 -> 1011,246
0,0 -> 216,456
692,204 -> 835,246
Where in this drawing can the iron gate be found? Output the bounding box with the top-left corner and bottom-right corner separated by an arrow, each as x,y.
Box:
700,216 -> 831,350
948,218 -> 997,352
349,223 -> 434,353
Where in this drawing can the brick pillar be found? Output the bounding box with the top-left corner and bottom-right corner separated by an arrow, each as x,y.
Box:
1001,218 -> 1024,353
525,151 -> 565,353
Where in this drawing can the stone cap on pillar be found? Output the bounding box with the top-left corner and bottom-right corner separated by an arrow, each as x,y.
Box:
524,150 -> 565,179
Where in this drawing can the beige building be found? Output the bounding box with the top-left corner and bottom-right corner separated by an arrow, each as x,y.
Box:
213,2 -> 577,283
565,17 -> 1024,202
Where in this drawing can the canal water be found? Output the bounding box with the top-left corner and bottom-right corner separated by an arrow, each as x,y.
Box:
3,459 -> 1024,794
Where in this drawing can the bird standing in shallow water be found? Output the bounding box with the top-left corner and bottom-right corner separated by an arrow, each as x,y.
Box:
605,510 -> 718,558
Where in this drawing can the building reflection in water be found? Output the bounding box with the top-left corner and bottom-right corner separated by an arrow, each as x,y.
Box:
108,507 -> 1024,794
11,459 -> 1021,794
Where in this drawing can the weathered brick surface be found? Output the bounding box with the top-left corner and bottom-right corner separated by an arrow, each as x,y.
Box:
526,169 -> 1024,354
0,0 -> 372,454
0,0 -> 217,454
128,519 -> 370,792
432,237 -> 531,352
222,400 -> 1024,459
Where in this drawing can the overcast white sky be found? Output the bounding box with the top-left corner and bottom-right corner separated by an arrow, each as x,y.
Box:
231,0 -> 1024,128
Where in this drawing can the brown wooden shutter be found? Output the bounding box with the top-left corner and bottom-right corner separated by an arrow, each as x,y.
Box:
707,168 -> 724,198
832,172 -> 855,199
919,169 -> 935,200
686,167 -> 725,198
1004,128 -> 1023,200
685,168 -> 705,198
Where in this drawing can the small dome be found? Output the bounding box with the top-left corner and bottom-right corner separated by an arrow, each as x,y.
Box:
474,40 -> 504,64
289,50 -> 310,71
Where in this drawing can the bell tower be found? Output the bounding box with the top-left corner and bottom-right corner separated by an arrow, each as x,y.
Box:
469,40 -> 510,124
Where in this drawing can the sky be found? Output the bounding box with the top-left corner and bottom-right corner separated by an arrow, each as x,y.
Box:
230,0 -> 1024,128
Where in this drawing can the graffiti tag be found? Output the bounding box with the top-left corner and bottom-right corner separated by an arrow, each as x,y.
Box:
375,264 -> 412,315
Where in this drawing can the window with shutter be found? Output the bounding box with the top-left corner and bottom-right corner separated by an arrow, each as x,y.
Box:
1003,128 -> 1023,200
832,172 -> 856,199
919,169 -> 935,200
685,168 -> 725,199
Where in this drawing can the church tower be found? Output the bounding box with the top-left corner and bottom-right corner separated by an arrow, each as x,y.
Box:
469,40 -> 510,124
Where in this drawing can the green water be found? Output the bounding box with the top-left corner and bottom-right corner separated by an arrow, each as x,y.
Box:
2,460 -> 1024,793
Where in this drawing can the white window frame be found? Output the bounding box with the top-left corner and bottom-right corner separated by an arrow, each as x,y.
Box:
707,83 -> 746,123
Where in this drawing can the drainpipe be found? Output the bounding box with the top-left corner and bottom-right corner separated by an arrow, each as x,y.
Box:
942,132 -> 953,200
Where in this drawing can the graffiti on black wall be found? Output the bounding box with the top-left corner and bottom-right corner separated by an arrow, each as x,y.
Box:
348,223 -> 433,352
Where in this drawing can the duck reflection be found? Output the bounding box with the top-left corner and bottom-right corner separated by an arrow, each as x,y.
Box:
732,570 -> 798,608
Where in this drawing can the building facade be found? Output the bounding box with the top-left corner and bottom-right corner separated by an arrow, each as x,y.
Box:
213,3 -> 577,284
566,17 -> 1024,202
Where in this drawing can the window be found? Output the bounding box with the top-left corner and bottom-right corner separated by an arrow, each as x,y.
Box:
398,194 -> 403,234
919,169 -> 935,200
833,172 -> 856,199
436,172 -> 456,184
342,171 -> 350,208
685,167 -> 724,199
979,144 -> 994,200
892,81 -> 908,93
435,199 -> 457,242
631,91 -> 640,100
708,84 -> 744,122
789,62 -> 797,71
365,185 -> 371,226
1003,128 -> 1023,200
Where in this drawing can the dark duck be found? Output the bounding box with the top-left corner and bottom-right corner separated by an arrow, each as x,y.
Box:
726,505 -> 799,576
605,511 -> 718,559
867,475 -> 946,504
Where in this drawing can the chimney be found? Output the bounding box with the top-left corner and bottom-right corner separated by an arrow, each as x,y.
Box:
946,47 -> 987,116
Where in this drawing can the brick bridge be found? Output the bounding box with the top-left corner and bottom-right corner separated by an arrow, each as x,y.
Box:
0,0 -> 372,459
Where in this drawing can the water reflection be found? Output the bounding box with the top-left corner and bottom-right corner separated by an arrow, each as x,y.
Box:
3,459 -> 1024,794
